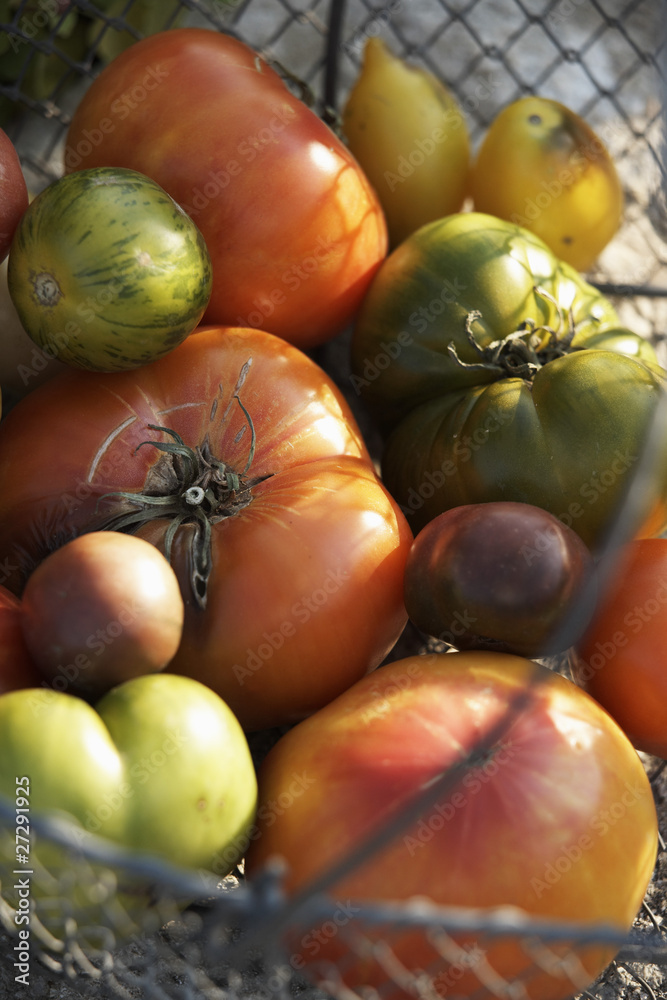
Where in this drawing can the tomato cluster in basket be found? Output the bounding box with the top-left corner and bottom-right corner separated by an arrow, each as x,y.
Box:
0,26 -> 666,1000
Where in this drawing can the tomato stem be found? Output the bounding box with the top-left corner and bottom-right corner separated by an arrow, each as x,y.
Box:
93,363 -> 269,610
448,289 -> 579,384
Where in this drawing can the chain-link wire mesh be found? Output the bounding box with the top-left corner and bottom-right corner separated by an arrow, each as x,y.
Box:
1,2 -> 667,999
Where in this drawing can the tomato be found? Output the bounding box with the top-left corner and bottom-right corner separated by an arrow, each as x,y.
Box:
404,502 -> 594,656
0,256 -> 68,401
0,128 -> 29,263
64,28 -> 387,349
8,167 -> 212,371
342,37 -> 470,248
0,585 -> 42,693
20,532 -> 184,699
572,538 -> 667,758
350,213 -> 667,548
245,652 -> 657,1000
0,673 -> 257,936
0,326 -> 411,731
470,97 -> 624,272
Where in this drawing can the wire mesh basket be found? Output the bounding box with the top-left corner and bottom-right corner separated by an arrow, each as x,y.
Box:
1,2 -> 667,999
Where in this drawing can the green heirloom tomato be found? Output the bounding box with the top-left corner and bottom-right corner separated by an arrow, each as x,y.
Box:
350,212 -> 562,429
7,167 -> 212,372
351,212 -> 664,548
350,213 -> 658,431
0,674 -> 257,872
382,349 -> 667,547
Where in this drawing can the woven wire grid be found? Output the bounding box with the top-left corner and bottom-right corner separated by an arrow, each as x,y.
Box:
2,2 -> 667,999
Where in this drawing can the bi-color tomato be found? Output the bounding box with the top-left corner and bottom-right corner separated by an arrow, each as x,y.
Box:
64,28 -> 388,349
246,652 -> 658,1000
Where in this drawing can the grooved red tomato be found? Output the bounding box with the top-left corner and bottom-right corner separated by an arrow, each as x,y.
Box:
0,326 -> 411,730
64,28 -> 388,349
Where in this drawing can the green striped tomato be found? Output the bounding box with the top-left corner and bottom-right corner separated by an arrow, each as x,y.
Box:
7,167 -> 212,372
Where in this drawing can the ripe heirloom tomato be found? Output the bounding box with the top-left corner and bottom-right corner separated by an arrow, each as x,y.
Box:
64,28 -> 388,349
20,532 -> 185,700
572,538 -> 667,758
351,213 -> 667,548
470,97 -> 623,272
0,128 -> 29,263
0,326 -> 411,731
246,652 -> 658,1000
404,502 -> 595,657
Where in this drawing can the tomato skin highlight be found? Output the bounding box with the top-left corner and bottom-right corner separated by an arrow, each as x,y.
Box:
572,537 -> 667,758
64,28 -> 388,349
0,326 -> 410,730
246,652 -> 658,999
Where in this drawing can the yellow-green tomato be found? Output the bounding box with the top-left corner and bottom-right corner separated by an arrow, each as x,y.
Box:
470,97 -> 624,271
342,37 -> 470,248
0,674 -> 257,872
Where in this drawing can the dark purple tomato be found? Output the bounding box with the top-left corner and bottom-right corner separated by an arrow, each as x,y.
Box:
404,501 -> 594,656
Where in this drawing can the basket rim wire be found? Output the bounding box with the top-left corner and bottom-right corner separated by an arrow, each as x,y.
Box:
1,1 -> 667,996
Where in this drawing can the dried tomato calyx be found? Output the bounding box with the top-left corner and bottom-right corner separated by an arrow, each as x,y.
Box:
447,286 -> 580,384
94,368 -> 270,610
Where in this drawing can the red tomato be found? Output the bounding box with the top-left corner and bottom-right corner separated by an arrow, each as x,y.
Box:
0,326 -> 411,730
20,532 -> 185,700
63,28 -> 388,349
572,538 -> 667,758
0,128 -> 29,263
246,652 -> 658,999
0,585 -> 42,693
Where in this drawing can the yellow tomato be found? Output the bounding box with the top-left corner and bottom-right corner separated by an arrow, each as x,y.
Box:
470,96 -> 624,272
342,37 -> 470,248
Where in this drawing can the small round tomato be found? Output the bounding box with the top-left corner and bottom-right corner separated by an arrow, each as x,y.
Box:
20,532 -> 185,699
0,128 -> 29,263
572,537 -> 667,758
8,167 -> 212,371
470,97 -> 623,272
404,502 -> 595,656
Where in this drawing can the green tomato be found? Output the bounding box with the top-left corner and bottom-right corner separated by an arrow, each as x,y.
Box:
350,212 -> 562,428
382,349 -> 667,549
7,167 -> 212,372
0,673 -> 257,874
350,213 -> 658,431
